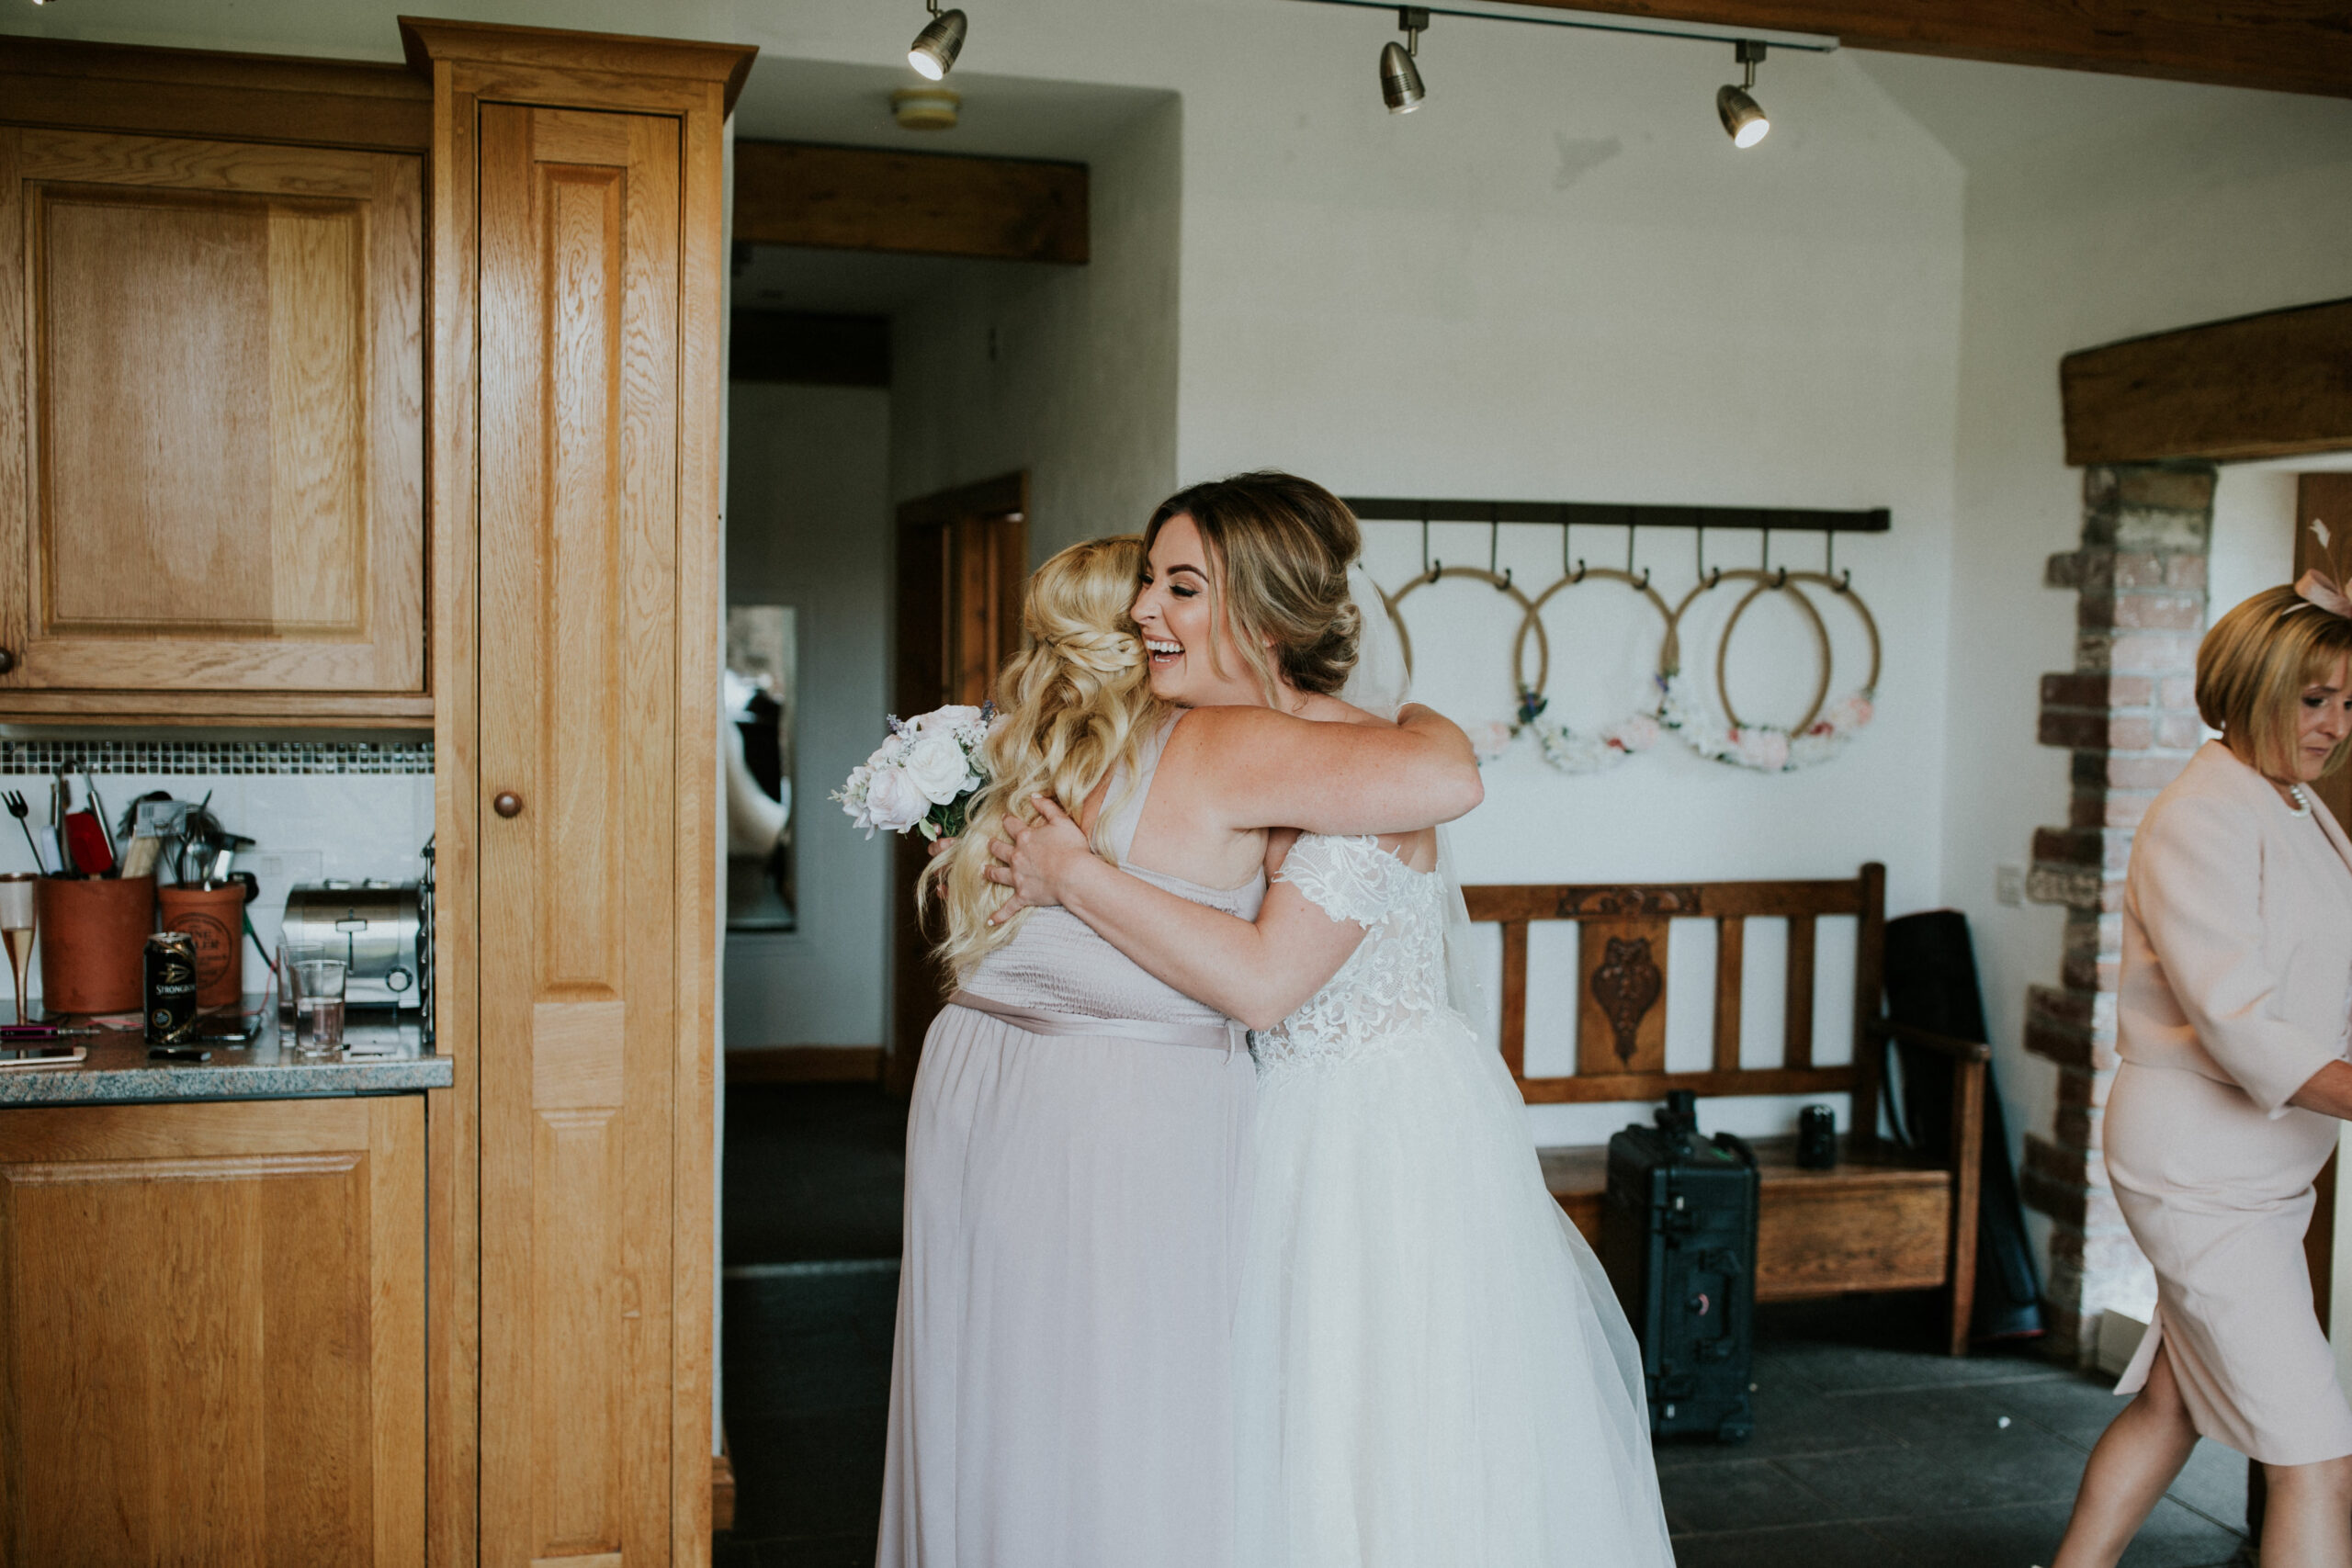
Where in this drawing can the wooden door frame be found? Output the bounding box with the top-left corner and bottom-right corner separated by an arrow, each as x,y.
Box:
886,471 -> 1028,1098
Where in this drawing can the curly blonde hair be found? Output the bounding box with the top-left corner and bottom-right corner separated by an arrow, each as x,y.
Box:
924,536 -> 1161,980
1144,471 -> 1363,701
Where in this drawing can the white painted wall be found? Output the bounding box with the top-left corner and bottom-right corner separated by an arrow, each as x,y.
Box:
1930,78 -> 2352,1289
725,383 -> 894,1050
887,94 -> 1182,558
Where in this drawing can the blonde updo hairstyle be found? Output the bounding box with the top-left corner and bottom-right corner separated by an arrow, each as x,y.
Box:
1144,471 -> 1363,702
925,536 -> 1161,979
2196,584 -> 2352,779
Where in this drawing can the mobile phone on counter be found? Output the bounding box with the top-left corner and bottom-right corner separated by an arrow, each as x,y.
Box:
0,1044 -> 85,1069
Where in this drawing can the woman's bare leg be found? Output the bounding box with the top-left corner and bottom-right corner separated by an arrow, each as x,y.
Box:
2260,1454 -> 2352,1568
2050,1344 -> 2199,1568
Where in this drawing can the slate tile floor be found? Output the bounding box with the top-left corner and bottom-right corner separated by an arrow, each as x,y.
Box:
718,1084 -> 2254,1567
1662,1294 -> 2253,1568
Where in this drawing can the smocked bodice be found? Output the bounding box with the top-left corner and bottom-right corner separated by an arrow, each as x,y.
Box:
1251,833 -> 1451,1077
964,716 -> 1265,1027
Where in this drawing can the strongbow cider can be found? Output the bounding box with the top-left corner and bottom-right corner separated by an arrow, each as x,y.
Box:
145,931 -> 199,1043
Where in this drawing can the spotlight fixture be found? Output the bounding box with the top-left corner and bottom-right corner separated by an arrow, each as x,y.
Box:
908,0 -> 967,81
1717,39 -> 1770,148
1380,6 -> 1429,115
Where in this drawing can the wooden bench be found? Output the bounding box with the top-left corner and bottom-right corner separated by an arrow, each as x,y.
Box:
1465,863 -> 1991,1356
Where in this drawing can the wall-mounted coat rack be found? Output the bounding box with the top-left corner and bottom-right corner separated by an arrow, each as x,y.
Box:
1346,496 -> 1890,776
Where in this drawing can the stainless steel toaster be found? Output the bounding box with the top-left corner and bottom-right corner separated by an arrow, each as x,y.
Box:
282,880 -> 426,1013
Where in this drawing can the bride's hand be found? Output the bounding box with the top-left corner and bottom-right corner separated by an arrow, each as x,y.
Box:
985,795 -> 1091,923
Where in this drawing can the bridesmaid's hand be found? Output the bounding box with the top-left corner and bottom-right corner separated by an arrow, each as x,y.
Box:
986,795 -> 1091,923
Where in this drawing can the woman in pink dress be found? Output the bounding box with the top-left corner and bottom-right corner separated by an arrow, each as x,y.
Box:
2052,575 -> 2352,1568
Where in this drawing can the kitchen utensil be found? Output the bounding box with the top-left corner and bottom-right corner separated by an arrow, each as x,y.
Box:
81,774 -> 115,865
50,768 -> 73,876
33,827 -> 63,877
119,835 -> 161,880
292,958 -> 346,1054
64,812 -> 112,876
280,880 -> 426,1011
35,874 -> 155,1013
0,873 -> 35,1025
3,791 -> 39,871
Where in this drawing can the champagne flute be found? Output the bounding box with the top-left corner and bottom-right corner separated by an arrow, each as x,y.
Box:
0,873 -> 38,1026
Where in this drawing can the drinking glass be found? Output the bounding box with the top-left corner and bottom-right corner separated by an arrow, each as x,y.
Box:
0,873 -> 37,1025
293,958 -> 347,1055
276,941 -> 323,1029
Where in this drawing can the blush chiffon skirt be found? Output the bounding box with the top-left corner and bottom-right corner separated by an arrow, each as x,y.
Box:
877,998 -> 1258,1568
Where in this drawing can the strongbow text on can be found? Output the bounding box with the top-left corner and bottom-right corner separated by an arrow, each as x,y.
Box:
145,931 -> 198,1043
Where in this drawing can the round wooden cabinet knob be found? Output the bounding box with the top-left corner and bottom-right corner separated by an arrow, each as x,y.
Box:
492,792 -> 523,819
0,649 -> 17,674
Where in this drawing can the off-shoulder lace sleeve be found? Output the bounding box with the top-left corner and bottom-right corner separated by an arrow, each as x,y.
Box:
1275,834 -> 1400,928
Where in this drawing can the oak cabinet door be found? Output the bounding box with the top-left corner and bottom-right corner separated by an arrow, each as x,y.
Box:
0,1097 -> 427,1567
474,102 -> 679,1568
0,126 -> 424,694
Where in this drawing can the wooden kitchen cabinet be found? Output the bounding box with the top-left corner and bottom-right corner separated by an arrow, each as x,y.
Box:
0,1095 -> 426,1567
0,41 -> 431,725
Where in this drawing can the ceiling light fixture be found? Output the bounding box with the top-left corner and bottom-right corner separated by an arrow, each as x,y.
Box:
1380,6 -> 1430,113
1717,40 -> 1770,148
908,0 -> 967,81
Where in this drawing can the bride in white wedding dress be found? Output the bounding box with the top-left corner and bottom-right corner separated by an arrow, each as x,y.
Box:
993,548 -> 1675,1566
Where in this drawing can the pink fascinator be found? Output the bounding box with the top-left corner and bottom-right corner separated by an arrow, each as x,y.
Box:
2296,569 -> 2352,617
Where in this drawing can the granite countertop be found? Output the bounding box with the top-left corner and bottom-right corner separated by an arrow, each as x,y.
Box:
0,994 -> 448,1107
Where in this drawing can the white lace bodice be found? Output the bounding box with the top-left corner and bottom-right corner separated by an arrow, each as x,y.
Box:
1252,833 -> 1452,1076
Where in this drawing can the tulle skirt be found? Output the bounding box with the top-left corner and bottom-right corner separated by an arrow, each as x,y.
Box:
1236,1013 -> 1675,1568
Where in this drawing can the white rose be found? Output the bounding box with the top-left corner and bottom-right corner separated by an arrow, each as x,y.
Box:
903,732 -> 978,806
863,766 -> 930,833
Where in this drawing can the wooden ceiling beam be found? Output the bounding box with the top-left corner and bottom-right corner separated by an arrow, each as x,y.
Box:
2061,297 -> 2352,466
733,141 -> 1088,265
1505,2 -> 2352,98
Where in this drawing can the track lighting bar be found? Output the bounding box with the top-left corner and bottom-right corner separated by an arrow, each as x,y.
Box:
1285,0 -> 1837,55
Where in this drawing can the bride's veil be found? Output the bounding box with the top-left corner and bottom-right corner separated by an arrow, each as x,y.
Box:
1339,564 -> 1487,1025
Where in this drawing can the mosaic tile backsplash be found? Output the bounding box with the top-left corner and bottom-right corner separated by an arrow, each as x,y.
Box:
0,739 -> 433,775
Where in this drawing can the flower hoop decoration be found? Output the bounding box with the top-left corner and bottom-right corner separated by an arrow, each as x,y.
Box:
1658,569 -> 1880,773
1510,566 -> 1673,775
1381,565 -> 1548,763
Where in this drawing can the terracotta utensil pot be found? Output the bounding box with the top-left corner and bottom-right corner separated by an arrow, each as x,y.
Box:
37,875 -> 155,1014
157,883 -> 248,1010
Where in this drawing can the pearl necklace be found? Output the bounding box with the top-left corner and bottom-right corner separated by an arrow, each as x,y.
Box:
2288,784 -> 2314,818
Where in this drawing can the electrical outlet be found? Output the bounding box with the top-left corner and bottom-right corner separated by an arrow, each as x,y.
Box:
1996,863 -> 2026,908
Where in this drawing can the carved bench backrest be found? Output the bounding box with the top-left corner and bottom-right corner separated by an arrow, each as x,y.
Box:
1463,863 -> 1885,1114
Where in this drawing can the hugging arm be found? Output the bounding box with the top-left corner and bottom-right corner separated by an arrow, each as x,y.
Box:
1184,704 -> 1482,837
993,801 -> 1362,1031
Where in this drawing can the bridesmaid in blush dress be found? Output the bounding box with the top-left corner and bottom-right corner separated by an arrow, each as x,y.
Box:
880,508 -> 1482,1568
2052,577 -> 2352,1568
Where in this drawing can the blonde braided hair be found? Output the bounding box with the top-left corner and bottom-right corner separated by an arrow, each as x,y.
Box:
924,536 -> 1161,980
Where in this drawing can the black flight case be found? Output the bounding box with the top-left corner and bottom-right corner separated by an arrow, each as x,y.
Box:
1599,1090 -> 1760,1443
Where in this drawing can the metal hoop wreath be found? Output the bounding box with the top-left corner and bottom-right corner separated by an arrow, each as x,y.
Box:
1660,568 -> 1880,773
1384,565 -> 1550,696
1510,568 -> 1675,773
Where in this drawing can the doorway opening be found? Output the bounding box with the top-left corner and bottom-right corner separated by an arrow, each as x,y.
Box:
714,65 -> 1180,1558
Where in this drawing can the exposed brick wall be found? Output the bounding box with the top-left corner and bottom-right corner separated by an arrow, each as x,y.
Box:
2021,463 -> 2215,1363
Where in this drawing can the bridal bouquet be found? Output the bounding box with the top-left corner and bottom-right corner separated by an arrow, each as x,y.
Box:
833,704 -> 995,840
